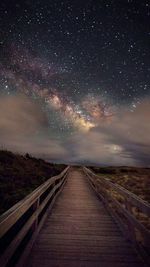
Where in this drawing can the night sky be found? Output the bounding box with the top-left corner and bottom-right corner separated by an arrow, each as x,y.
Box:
0,0 -> 150,166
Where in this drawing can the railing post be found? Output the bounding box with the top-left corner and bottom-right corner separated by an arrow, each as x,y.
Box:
32,198 -> 40,232
125,199 -> 137,243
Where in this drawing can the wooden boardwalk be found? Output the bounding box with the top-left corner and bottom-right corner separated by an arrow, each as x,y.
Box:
27,168 -> 144,267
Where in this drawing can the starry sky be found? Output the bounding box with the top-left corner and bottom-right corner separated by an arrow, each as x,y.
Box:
0,0 -> 150,166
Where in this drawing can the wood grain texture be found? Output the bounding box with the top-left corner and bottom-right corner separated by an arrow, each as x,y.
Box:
27,168 -> 144,267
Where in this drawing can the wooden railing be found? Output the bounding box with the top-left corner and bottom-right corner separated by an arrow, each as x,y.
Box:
83,167 -> 150,263
0,166 -> 69,267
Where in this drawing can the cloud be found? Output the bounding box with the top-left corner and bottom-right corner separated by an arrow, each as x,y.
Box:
102,99 -> 150,165
67,131 -> 135,166
67,98 -> 150,166
0,94 -> 68,160
0,94 -> 150,166
0,95 -> 47,136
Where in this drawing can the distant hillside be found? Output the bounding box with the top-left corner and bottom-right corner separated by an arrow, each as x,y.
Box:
0,150 -> 66,215
89,166 -> 150,203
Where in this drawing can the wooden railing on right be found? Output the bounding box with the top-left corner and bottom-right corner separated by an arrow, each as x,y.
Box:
83,167 -> 150,264
0,166 -> 69,267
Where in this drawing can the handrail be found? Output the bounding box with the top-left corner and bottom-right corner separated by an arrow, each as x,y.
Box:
0,166 -> 70,267
83,167 -> 150,216
83,167 -> 150,260
0,166 -> 69,238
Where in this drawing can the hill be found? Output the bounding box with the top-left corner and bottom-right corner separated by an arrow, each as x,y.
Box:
0,150 -> 66,215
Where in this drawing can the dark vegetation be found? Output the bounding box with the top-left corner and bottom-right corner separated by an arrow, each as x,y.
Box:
0,150 -> 66,215
90,166 -> 150,203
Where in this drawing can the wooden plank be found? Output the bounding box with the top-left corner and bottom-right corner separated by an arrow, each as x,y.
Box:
28,259 -> 142,267
36,234 -> 126,242
35,238 -> 132,247
28,251 -> 140,262
33,244 -> 137,255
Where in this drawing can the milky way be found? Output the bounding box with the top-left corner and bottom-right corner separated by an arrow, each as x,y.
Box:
0,45 -> 114,132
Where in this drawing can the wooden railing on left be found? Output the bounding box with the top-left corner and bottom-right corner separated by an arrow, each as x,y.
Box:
0,166 -> 69,267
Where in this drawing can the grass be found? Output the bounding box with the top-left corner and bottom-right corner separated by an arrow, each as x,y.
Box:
89,166 -> 150,203
0,150 -> 66,215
